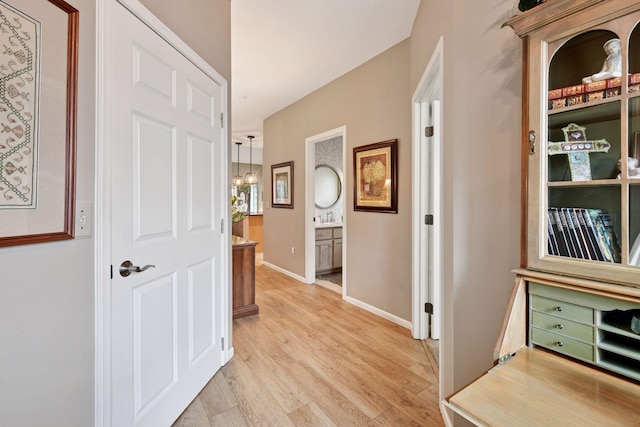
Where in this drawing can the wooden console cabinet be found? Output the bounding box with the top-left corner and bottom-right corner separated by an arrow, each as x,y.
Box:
232,235 -> 259,319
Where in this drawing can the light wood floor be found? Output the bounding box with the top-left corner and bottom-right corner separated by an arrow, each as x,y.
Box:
173,263 -> 443,426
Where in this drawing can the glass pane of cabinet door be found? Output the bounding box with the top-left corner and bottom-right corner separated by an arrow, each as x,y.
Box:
627,23 -> 640,268
528,11 -> 640,286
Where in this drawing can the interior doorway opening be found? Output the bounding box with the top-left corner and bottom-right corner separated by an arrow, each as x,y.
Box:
305,127 -> 347,297
412,36 -> 444,399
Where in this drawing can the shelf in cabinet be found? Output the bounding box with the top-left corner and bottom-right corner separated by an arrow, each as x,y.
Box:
598,354 -> 640,382
547,179 -> 620,187
599,322 -> 640,340
548,95 -> 622,117
599,334 -> 640,362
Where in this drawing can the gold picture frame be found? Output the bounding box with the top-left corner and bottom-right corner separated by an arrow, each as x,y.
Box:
353,139 -> 397,213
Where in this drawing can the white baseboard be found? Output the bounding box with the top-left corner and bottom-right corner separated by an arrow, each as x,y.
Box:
224,347 -> 234,364
261,262 -> 411,331
343,296 -> 412,330
261,261 -> 307,283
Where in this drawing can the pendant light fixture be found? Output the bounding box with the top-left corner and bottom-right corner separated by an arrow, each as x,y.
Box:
244,135 -> 258,184
233,142 -> 244,186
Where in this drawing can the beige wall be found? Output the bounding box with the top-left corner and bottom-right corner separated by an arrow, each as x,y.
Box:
139,0 -> 231,80
0,1 -> 95,425
263,39 -> 413,320
410,0 -> 522,423
0,1 -> 230,426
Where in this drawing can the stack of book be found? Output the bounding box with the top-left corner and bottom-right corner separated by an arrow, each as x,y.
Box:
548,77 -> 622,110
547,207 -> 621,262
630,72 -> 640,93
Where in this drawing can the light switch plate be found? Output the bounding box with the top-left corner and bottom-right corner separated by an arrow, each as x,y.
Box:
76,201 -> 93,238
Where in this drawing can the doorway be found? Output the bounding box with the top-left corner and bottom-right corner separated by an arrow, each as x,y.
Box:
412,36 -> 444,395
305,126 -> 347,297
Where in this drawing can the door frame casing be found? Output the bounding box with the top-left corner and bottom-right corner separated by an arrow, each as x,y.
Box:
411,35 -> 444,404
94,1 -> 231,425
412,36 -> 443,341
304,126 -> 347,298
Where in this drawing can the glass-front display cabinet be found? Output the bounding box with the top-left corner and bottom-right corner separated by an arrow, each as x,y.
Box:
442,4 -> 640,423
519,0 -> 640,287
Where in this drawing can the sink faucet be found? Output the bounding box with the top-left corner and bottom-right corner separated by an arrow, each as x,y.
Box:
327,211 -> 334,223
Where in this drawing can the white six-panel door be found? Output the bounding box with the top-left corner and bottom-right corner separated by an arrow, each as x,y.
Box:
104,1 -> 227,426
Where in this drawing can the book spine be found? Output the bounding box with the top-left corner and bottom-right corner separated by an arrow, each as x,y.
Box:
562,208 -> 586,259
573,208 -> 595,260
551,208 -> 571,257
548,88 -> 563,100
607,77 -> 622,88
585,80 -> 607,92
556,208 -> 578,258
600,213 -> 622,263
562,84 -> 585,96
547,210 -> 559,256
549,208 -> 569,257
586,209 -> 615,263
579,208 -> 605,262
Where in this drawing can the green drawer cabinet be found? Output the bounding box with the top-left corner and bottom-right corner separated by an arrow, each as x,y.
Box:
531,311 -> 594,342
530,295 -> 593,324
531,328 -> 595,362
529,282 -> 640,381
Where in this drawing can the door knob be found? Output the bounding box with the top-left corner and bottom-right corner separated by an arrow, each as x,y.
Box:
119,260 -> 156,277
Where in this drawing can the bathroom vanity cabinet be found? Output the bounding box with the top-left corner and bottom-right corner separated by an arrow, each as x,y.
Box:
315,226 -> 342,274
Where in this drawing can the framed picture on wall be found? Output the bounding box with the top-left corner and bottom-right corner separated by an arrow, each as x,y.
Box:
353,139 -> 398,213
0,0 -> 79,247
271,161 -> 294,208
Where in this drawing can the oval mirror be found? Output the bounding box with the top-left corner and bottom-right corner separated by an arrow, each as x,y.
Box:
315,165 -> 341,208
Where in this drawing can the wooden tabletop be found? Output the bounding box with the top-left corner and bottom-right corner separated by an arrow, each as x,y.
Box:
232,235 -> 257,247
445,347 -> 640,426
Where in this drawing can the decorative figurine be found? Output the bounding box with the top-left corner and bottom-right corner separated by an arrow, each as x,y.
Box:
582,38 -> 622,84
518,0 -> 546,12
548,123 -> 610,181
616,157 -> 640,179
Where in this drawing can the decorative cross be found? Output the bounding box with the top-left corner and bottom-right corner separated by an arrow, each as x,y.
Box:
548,123 -> 610,181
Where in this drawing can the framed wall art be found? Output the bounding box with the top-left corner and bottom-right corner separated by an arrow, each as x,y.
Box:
0,0 -> 78,247
353,139 -> 397,213
271,161 -> 293,208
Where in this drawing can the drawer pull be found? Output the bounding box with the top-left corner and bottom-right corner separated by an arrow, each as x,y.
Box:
555,324 -> 564,330
556,341 -> 564,347
554,306 -> 563,312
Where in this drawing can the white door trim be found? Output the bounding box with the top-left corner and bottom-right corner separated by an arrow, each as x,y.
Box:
412,36 -> 443,341
411,35 -> 444,405
95,1 -> 230,425
304,126 -> 346,298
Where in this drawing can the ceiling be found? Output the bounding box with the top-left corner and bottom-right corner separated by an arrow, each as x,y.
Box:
231,0 -> 421,148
